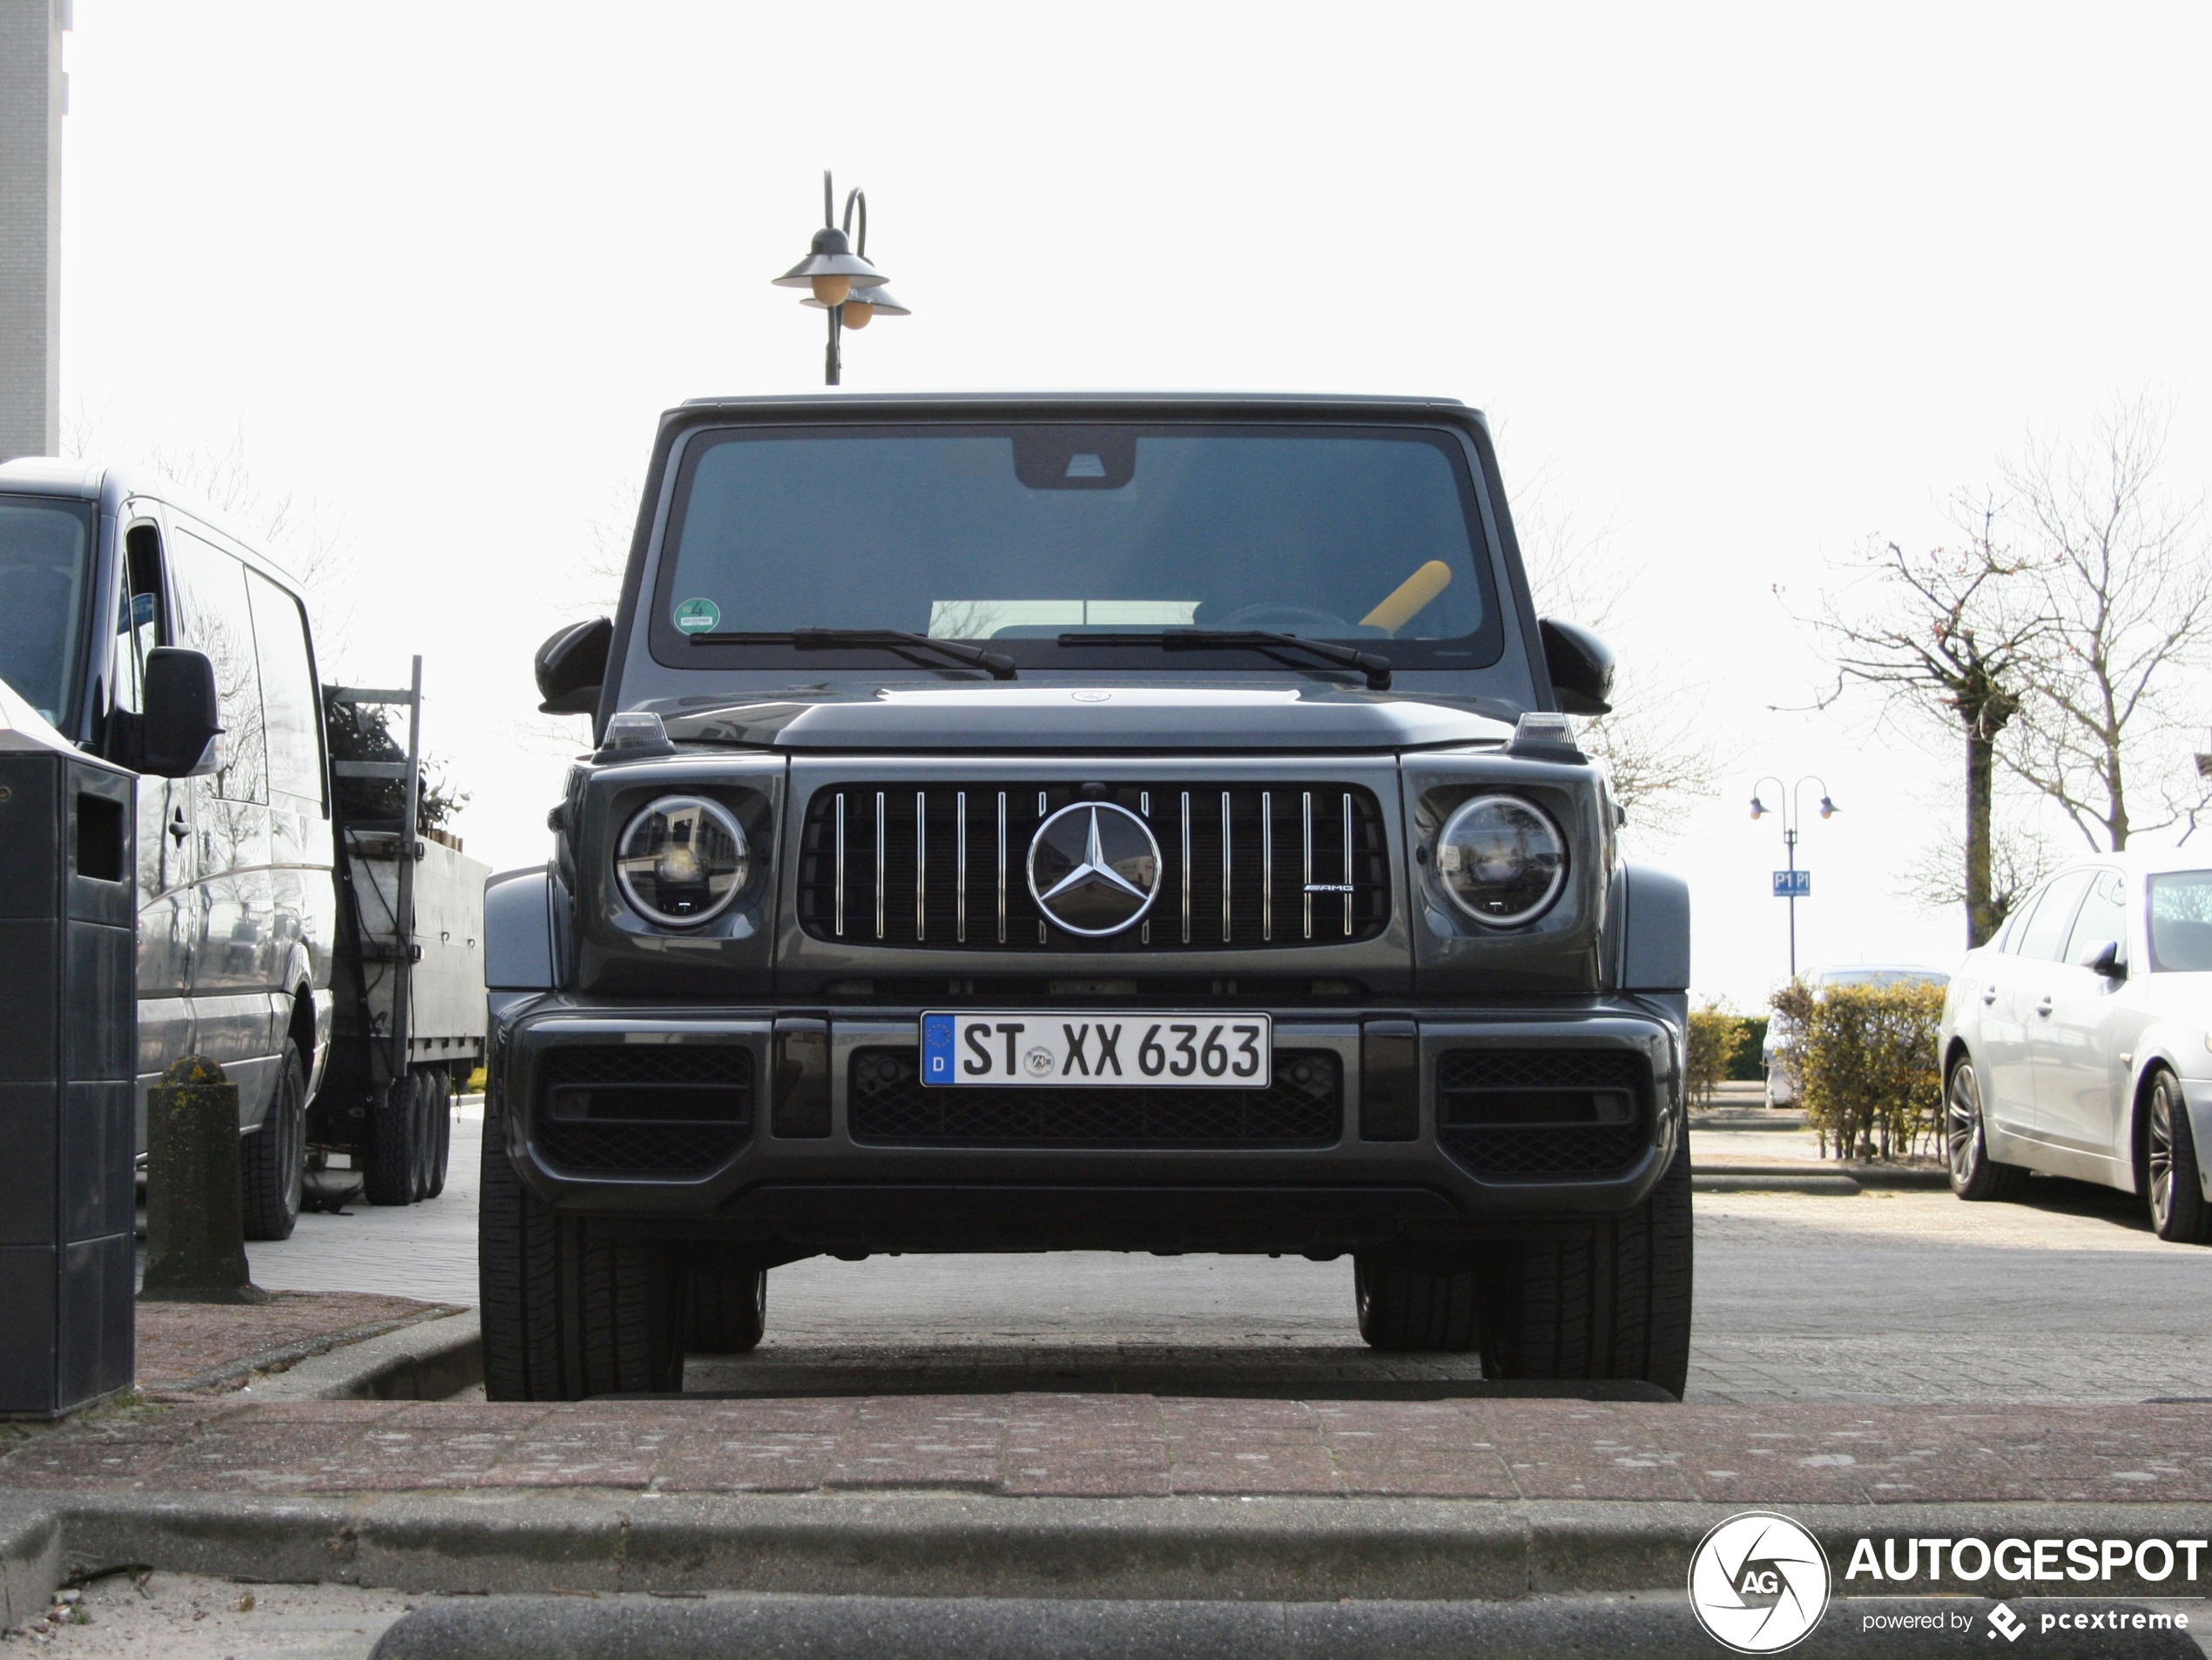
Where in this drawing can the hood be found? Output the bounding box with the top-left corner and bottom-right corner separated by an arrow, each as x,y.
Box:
656,684 -> 1517,752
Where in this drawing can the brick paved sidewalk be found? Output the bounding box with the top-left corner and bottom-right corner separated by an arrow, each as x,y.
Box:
134,1292 -> 462,1394
9,1397 -> 2211,1508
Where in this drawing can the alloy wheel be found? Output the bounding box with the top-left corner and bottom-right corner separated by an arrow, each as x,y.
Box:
2149,1080 -> 2175,1234
1946,1066 -> 1983,1184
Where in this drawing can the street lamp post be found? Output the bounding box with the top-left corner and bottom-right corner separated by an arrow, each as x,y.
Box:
1750,776 -> 1838,980
772,171 -> 909,387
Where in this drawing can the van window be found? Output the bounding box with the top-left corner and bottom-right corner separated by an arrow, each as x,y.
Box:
0,494 -> 95,725
2013,869 -> 2093,962
111,523 -> 165,719
170,531 -> 267,804
246,570 -> 324,810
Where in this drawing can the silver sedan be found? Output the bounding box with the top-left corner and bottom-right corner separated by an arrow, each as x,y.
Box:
1939,851 -> 2212,1241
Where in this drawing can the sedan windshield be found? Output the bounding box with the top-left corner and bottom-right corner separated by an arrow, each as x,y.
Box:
2148,871 -> 2212,972
0,495 -> 95,726
651,425 -> 1501,671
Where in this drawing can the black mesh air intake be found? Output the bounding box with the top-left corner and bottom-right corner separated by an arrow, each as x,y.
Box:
1434,1048 -> 1649,1179
534,1043 -> 754,1177
849,1046 -> 1342,1146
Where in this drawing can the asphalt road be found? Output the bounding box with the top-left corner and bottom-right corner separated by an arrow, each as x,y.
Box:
237,1106 -> 2212,1405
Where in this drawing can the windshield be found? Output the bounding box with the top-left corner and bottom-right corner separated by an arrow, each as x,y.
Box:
2148,871 -> 2212,972
0,494 -> 96,725
651,425 -> 1503,672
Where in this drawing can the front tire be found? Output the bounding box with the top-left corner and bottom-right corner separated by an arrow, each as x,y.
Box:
2148,1071 -> 2210,1245
240,1037 -> 307,1241
1479,1137 -> 1694,1397
1946,1058 -> 2027,1202
1354,1257 -> 1478,1352
479,1114 -> 684,1400
683,1259 -> 767,1354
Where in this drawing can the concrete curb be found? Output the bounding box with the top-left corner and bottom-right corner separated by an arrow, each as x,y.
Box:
140,1305 -> 469,1396
365,1591 -> 2202,1660
12,1490 -> 2212,1606
1695,1172 -> 1864,1195
229,1310 -> 482,1402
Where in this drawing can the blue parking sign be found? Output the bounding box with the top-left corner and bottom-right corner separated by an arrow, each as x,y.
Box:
1772,869 -> 1811,897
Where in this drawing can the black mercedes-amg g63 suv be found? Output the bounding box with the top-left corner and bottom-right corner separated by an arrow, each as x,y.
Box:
480,393 -> 1693,1400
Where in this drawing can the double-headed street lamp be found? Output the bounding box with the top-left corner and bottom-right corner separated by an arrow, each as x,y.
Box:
1750,775 -> 1838,980
772,171 -> 910,387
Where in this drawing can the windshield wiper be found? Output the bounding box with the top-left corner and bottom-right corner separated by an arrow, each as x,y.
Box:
1061,629 -> 1391,690
689,628 -> 1016,680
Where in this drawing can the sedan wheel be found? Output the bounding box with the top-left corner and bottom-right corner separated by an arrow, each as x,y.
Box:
2148,1072 -> 2211,1245
1946,1060 -> 2027,1203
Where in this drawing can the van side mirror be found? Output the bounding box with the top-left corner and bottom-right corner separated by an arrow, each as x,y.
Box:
2077,938 -> 2126,979
141,648 -> 223,778
1539,617 -> 1615,716
536,617 -> 611,715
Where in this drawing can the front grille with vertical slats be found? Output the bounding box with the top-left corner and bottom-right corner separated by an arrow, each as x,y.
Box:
848,1046 -> 1343,1144
1433,1049 -> 1649,1178
796,783 -> 1388,952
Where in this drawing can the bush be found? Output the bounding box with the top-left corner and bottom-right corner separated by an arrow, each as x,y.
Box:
1728,1016 -> 1770,1082
1770,980 -> 1946,1161
1685,1002 -> 1748,1107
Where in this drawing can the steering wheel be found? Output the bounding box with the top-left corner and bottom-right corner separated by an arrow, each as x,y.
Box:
1216,603 -> 1357,632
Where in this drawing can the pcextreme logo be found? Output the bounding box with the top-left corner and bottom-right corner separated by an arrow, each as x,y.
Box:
1688,1511 -> 1832,1654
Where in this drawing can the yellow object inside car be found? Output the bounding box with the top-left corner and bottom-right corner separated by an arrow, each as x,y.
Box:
1360,560 -> 1453,636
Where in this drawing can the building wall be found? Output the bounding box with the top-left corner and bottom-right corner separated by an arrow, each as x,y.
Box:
0,0 -> 64,462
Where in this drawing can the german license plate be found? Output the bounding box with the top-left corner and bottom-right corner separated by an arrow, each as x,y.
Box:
921,1012 -> 1272,1088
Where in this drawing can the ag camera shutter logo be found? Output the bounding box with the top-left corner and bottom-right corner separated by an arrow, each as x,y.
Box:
1689,1511 -> 1832,1653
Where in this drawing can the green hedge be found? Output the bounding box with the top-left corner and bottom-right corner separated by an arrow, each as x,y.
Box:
1768,982 -> 1945,1161
1728,1016 -> 1769,1082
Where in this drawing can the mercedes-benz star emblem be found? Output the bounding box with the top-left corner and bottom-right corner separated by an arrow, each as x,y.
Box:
1027,802 -> 1161,937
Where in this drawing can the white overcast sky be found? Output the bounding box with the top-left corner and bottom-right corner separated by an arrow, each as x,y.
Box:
54,2 -> 2212,1009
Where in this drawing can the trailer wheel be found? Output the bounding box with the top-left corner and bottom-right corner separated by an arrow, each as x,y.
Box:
362,1074 -> 419,1206
423,1069 -> 454,1199
240,1038 -> 307,1241
1479,1137 -> 1694,1398
480,1115 -> 684,1400
408,1068 -> 443,1202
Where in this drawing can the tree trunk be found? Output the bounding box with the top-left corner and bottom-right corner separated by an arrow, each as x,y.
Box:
1964,725 -> 1998,948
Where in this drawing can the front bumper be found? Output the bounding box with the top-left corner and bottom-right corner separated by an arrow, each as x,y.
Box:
487,995 -> 1684,1254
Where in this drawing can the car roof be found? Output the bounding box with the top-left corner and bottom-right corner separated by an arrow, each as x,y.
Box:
669,390 -> 1485,422
2047,848 -> 2212,879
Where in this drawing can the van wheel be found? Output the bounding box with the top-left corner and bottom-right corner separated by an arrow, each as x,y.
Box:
1946,1059 -> 2027,1202
1480,1137 -> 1694,1398
1353,1256 -> 1478,1351
2148,1071 -> 2211,1245
362,1075 -> 419,1206
479,1116 -> 683,1400
683,1260 -> 767,1354
240,1037 -> 307,1241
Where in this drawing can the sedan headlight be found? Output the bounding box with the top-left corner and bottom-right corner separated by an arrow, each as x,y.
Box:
1435,794 -> 1568,926
616,795 -> 749,926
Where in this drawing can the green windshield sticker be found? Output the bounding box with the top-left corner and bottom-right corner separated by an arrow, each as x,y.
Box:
673,597 -> 721,634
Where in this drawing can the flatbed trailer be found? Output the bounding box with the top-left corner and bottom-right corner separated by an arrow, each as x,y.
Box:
308,660 -> 489,1203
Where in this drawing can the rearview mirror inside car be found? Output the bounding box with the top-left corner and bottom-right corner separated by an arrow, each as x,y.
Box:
140,647 -> 223,779
1538,617 -> 1614,716
536,617 -> 612,715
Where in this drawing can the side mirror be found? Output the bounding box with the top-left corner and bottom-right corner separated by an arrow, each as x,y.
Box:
141,648 -> 223,779
2077,938 -> 2126,979
1539,617 -> 1615,716
536,617 -> 611,715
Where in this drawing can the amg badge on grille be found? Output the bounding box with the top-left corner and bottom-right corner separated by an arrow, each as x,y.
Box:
1026,803 -> 1162,936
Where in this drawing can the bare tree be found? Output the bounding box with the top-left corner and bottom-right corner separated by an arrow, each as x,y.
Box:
2000,395 -> 2212,850
1898,818 -> 2054,933
1811,504 -> 2046,946
1514,479 -> 1723,839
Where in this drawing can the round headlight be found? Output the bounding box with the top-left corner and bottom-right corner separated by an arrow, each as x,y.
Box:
1435,794 -> 1567,926
616,795 -> 750,927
